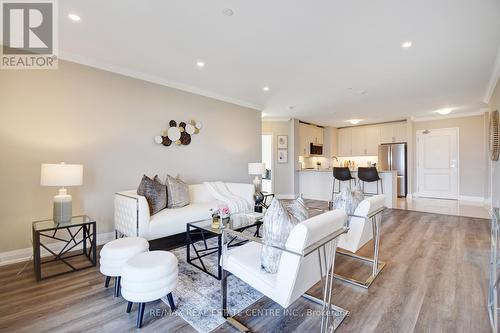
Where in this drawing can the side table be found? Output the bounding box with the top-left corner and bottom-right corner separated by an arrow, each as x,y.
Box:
32,215 -> 96,281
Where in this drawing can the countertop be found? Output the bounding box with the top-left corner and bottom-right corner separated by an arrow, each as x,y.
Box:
298,168 -> 396,174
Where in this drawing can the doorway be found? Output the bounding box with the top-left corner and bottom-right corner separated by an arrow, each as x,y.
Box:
262,134 -> 273,193
416,128 -> 459,199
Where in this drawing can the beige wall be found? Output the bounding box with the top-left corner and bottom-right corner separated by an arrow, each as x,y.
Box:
412,114 -> 487,198
489,79 -> 500,207
0,61 -> 261,252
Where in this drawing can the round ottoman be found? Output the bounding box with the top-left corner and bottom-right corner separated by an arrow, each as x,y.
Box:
99,237 -> 149,297
121,251 -> 178,328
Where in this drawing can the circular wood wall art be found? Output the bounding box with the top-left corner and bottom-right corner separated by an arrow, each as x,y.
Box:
167,126 -> 181,141
162,136 -> 172,146
185,123 -> 195,134
490,110 -> 499,161
180,131 -> 191,145
154,136 -> 163,144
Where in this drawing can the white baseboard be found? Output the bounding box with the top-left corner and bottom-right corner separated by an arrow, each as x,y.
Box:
458,195 -> 486,203
275,194 -> 297,200
0,232 -> 115,267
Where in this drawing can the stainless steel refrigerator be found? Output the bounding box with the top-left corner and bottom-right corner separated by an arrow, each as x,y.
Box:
378,143 -> 407,197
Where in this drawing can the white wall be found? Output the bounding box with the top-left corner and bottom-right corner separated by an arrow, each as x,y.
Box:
0,60 -> 261,252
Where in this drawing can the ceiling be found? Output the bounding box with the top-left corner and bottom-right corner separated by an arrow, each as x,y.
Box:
58,0 -> 500,127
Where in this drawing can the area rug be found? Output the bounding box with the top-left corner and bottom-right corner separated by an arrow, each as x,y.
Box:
164,238 -> 348,333
162,240 -> 263,333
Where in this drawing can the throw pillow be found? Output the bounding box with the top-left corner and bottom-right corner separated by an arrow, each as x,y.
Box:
137,175 -> 167,215
166,174 -> 190,208
260,197 -> 309,274
332,184 -> 364,216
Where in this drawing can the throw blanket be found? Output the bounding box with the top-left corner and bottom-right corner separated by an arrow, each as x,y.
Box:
204,181 -> 252,213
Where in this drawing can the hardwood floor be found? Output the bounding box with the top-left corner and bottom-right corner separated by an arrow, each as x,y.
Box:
0,208 -> 490,333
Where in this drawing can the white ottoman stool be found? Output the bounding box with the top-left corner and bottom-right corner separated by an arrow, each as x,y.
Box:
99,237 -> 149,297
121,251 -> 178,328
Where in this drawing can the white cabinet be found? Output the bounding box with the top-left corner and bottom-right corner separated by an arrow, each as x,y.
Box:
351,127 -> 366,156
338,128 -> 352,156
298,123 -> 324,156
348,126 -> 380,156
299,123 -> 309,155
380,122 -> 407,143
365,126 -> 381,155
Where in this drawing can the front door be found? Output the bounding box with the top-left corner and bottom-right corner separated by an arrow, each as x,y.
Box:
416,128 -> 459,199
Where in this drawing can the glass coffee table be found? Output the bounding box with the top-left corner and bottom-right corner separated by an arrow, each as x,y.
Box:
186,213 -> 263,280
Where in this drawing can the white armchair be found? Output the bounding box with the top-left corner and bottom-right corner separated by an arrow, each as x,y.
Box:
221,210 -> 349,333
335,194 -> 386,288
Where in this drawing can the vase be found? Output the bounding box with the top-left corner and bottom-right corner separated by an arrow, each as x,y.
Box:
211,216 -> 220,229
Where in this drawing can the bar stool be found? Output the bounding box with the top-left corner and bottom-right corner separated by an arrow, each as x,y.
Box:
332,167 -> 356,199
357,167 -> 383,195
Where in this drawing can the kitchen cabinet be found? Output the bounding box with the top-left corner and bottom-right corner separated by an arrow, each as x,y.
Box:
380,122 -> 407,143
365,126 -> 381,155
348,126 -> 380,156
351,127 -> 366,156
338,128 -> 352,156
298,122 -> 324,156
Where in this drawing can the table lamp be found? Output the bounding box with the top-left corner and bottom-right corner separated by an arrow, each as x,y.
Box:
248,162 -> 265,212
41,163 -> 83,223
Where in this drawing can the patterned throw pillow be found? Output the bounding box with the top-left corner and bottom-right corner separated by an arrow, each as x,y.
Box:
260,197 -> 309,274
137,175 -> 167,215
166,174 -> 190,208
332,184 -> 364,216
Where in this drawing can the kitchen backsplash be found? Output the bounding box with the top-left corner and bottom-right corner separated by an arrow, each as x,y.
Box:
300,155 -> 378,169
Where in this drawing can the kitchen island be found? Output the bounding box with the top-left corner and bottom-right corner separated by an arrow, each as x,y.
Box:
298,169 -> 397,208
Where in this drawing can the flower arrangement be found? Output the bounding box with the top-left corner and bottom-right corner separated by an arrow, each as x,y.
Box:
210,205 -> 230,229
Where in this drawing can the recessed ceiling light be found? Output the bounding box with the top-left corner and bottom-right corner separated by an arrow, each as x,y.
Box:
68,13 -> 81,21
435,107 -> 453,115
223,8 -> 234,16
196,61 -> 205,68
401,41 -> 412,48
349,119 -> 361,125
262,86 -> 270,92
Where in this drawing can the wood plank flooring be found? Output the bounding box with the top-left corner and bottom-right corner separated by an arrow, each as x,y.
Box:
0,207 -> 491,333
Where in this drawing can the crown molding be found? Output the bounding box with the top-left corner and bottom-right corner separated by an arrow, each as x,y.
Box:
484,46 -> 500,104
58,52 -> 264,111
261,117 -> 292,122
410,110 -> 486,122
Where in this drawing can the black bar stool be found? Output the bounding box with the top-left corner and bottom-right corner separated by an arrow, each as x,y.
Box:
332,167 -> 356,200
357,167 -> 383,195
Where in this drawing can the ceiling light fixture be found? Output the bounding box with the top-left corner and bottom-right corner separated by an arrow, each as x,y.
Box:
349,119 -> 361,125
223,8 -> 234,16
262,86 -> 270,92
401,41 -> 412,48
435,107 -> 453,115
68,13 -> 81,21
196,61 -> 205,68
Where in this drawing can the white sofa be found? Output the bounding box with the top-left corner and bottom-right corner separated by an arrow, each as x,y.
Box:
114,183 -> 255,240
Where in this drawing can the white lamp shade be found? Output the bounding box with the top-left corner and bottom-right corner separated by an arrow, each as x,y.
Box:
41,163 -> 83,187
248,162 -> 265,176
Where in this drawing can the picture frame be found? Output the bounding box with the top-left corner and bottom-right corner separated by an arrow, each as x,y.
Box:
277,135 -> 288,149
277,149 -> 288,163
